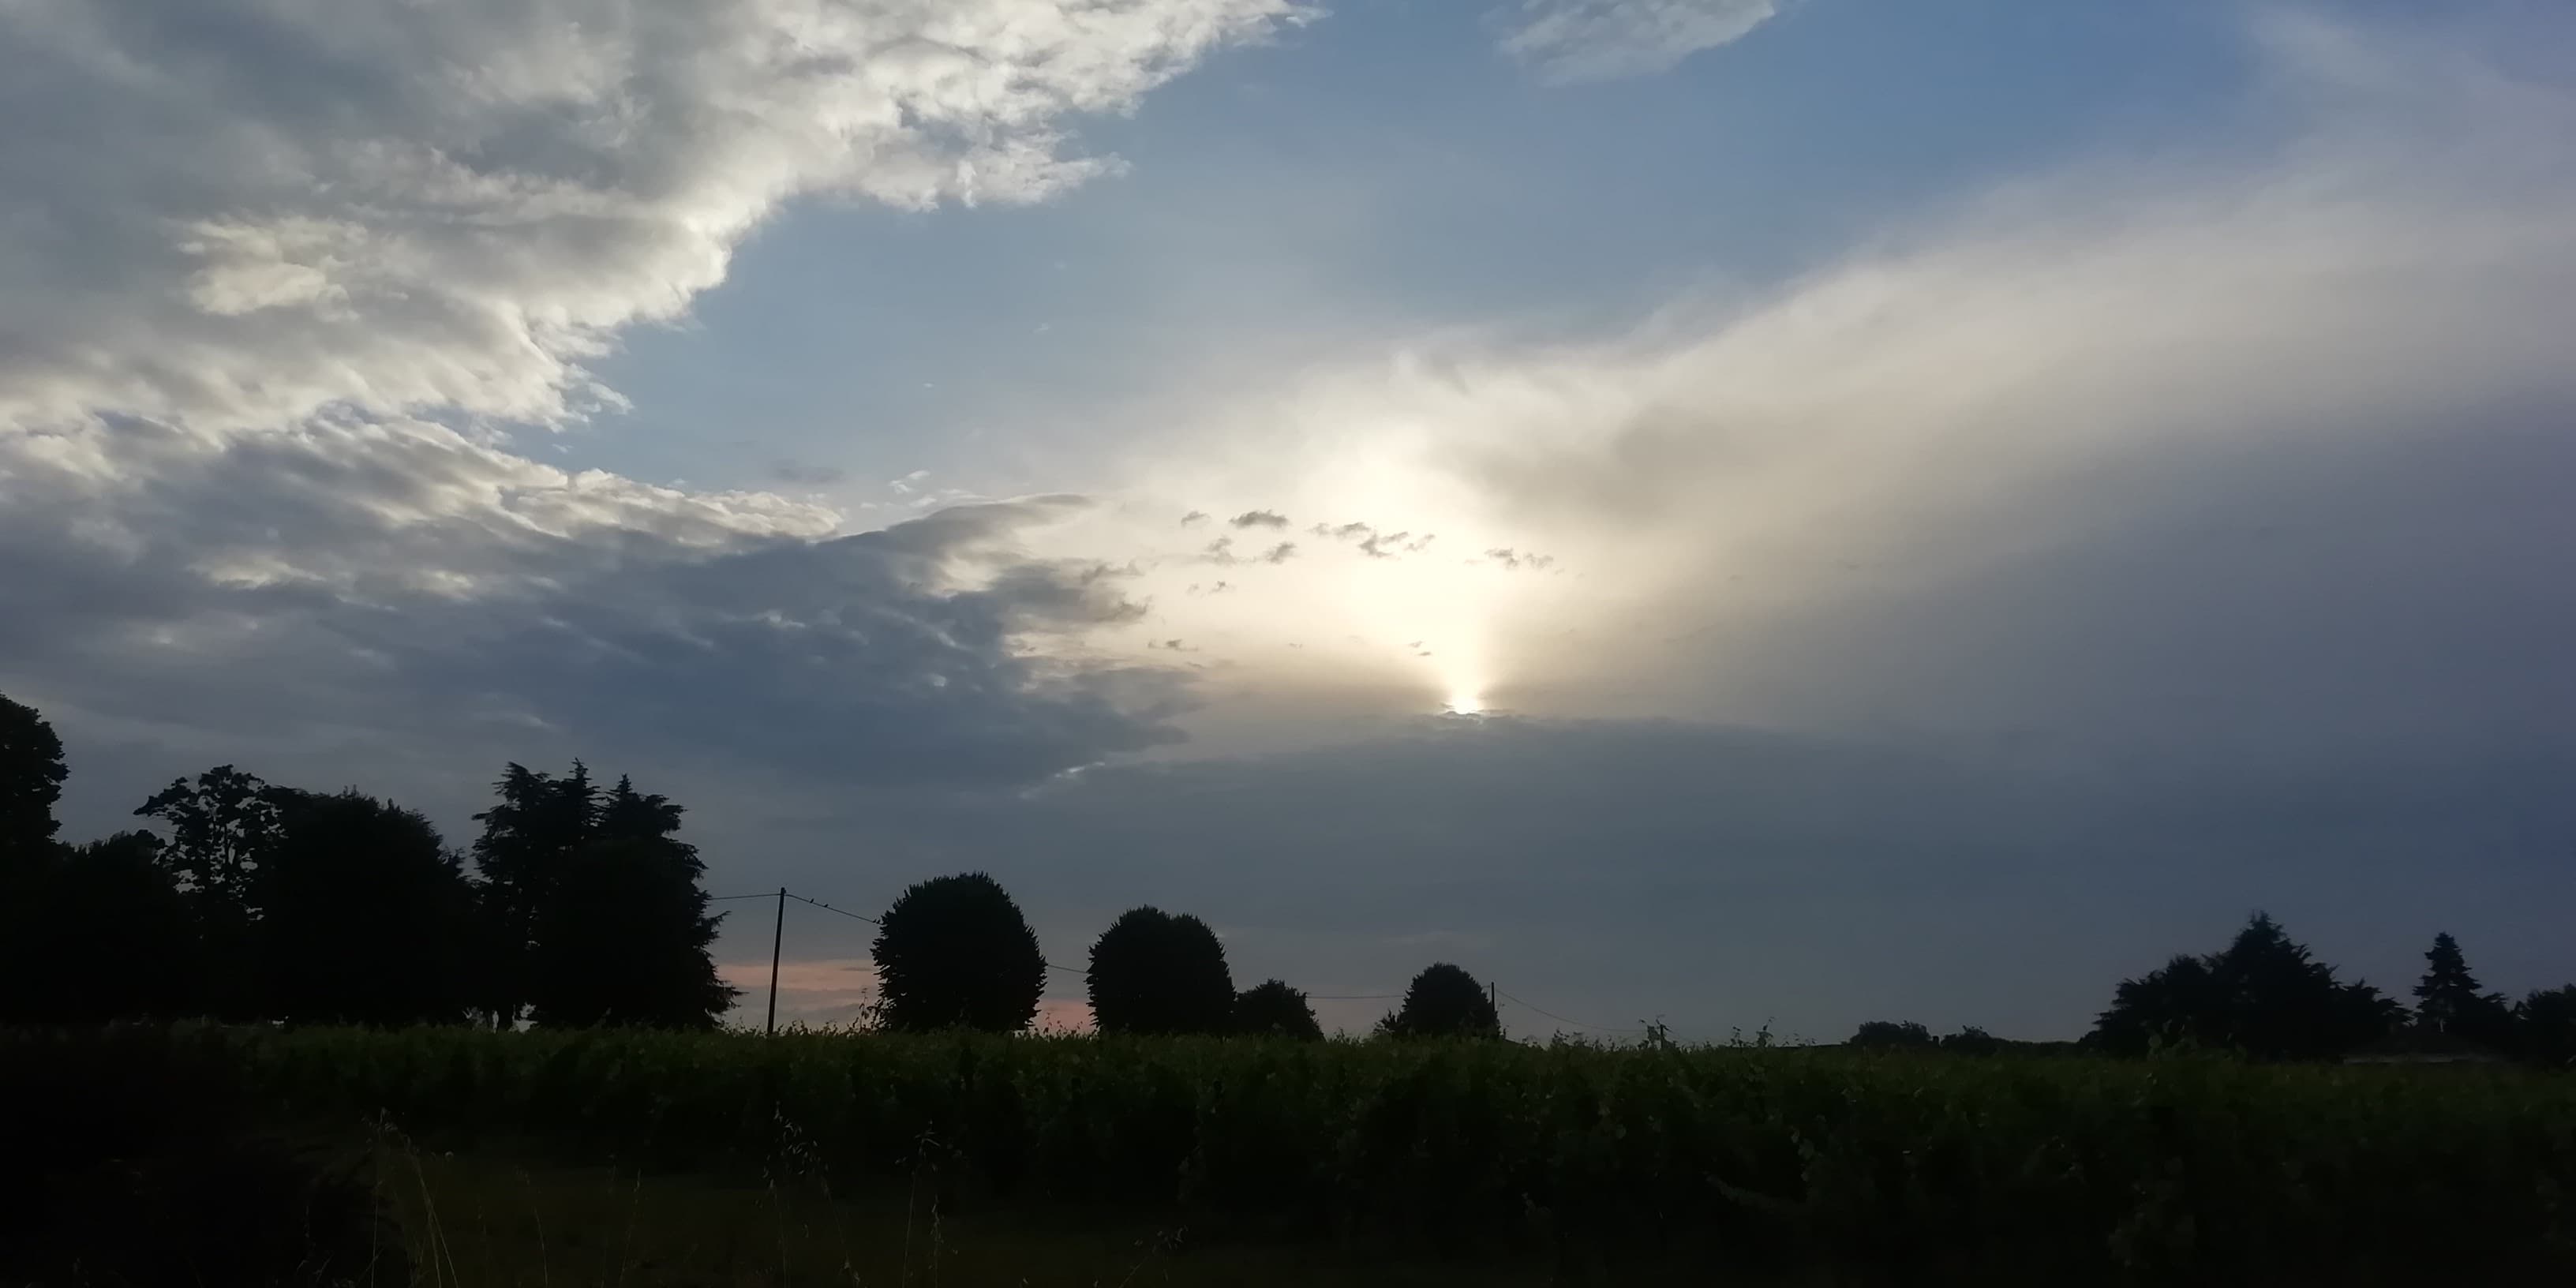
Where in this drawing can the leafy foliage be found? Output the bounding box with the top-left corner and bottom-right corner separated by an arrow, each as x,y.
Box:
60,1025 -> 2576,1281
1379,962 -> 1501,1039
530,838 -> 736,1028
0,832 -> 199,1024
1086,906 -> 1235,1035
2091,912 -> 2400,1059
135,765 -> 283,910
256,790 -> 481,1026
1234,978 -> 1324,1040
2413,931 -> 2514,1046
471,765 -> 733,1028
0,692 -> 66,873
2516,986 -> 2576,1068
1848,1020 -> 1935,1049
470,762 -> 601,1021
871,872 -> 1046,1032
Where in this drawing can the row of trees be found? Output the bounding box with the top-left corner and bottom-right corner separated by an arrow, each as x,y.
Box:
2,692 -> 733,1029
868,871 -> 1504,1040
7,689 -> 2567,1056
1850,914 -> 2576,1065
2,691 -> 1502,1039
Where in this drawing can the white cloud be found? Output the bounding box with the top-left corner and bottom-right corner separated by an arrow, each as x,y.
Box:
1498,0 -> 1777,85
1110,9 -> 2576,760
0,0 -> 1305,438
0,0 -> 1298,788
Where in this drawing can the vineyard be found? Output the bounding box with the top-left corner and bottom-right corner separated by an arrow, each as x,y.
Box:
12,1024 -> 2576,1282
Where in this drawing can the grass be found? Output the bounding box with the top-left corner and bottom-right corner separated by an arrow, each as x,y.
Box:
9,1024 -> 2576,1283
376,1144 -> 1616,1286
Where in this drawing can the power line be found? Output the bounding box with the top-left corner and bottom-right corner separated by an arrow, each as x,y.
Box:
1496,987 -> 1631,1034
781,891 -> 878,924
781,889 -> 1095,976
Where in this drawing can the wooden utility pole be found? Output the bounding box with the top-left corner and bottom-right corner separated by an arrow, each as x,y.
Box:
766,886 -> 786,1035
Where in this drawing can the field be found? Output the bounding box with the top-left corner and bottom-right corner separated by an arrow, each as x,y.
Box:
9,1024 -> 2575,1284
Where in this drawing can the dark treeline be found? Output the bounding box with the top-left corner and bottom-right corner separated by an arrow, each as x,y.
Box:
1,691 -> 733,1029
1852,912 -> 2576,1065
6,690 -> 2574,1059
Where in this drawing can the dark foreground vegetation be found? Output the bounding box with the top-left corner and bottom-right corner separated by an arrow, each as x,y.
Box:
10,692 -> 2576,1282
9,1023 -> 2576,1285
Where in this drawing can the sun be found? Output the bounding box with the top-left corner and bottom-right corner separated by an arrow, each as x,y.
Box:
1443,683 -> 1485,716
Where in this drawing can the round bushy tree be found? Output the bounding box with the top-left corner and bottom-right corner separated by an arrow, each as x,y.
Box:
871,872 -> 1046,1032
1379,962 -> 1501,1039
1848,1020 -> 1935,1050
1087,907 -> 1234,1035
1234,979 -> 1324,1040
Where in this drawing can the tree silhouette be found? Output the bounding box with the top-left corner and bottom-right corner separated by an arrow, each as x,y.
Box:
2514,986 -> 2576,1068
134,766 -> 283,1018
530,837 -> 736,1028
1849,1020 -> 1935,1049
467,764 -> 732,1028
256,790 -> 481,1026
0,692 -> 66,875
470,762 -> 601,1024
1234,979 -> 1324,1039
1378,963 -> 1502,1039
2,832 -> 200,1024
2091,913 -> 2398,1059
136,765 -> 281,910
2092,953 -> 2226,1054
1086,906 -> 1235,1035
871,872 -> 1046,1032
1938,1025 -> 2004,1054
2412,931 -> 2514,1046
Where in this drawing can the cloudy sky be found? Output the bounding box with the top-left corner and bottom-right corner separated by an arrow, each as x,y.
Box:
6,0 -> 2573,1039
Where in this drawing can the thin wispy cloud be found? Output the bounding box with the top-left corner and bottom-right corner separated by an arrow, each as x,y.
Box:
1498,0 -> 1779,85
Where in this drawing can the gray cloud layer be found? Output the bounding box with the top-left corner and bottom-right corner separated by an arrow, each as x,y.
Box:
8,5 -> 2573,1039
2,0 -> 1294,796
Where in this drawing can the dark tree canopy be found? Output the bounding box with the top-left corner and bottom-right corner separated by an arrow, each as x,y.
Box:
1379,963 -> 1502,1039
469,765 -> 732,1028
1849,1020 -> 1936,1049
871,872 -> 1046,1033
2413,931 -> 2514,1046
2516,987 -> 2576,1068
470,762 -> 601,1020
1938,1025 -> 2004,1055
133,764 -> 286,1018
256,790 -> 481,1027
1087,906 -> 1235,1036
135,764 -> 281,910
530,836 -> 736,1028
2091,912 -> 2399,1059
1,831 -> 199,1024
1235,979 -> 1324,1040
0,691 -> 66,873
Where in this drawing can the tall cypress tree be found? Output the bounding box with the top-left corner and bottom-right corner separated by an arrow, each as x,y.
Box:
2413,932 -> 2513,1046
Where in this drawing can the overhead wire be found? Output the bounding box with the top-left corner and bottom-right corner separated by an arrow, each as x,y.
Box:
1496,987 -> 1631,1034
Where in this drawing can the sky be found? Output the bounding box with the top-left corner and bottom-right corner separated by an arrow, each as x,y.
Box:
5,0 -> 2573,1040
